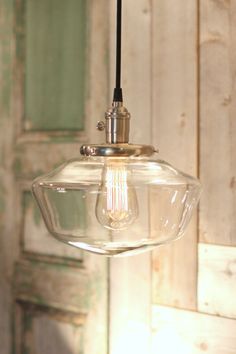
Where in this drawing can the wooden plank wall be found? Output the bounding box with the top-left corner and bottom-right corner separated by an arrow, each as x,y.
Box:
151,0 -> 198,311
1,0 -> 235,352
108,1 -> 152,354
106,0 -> 236,352
150,0 -> 236,352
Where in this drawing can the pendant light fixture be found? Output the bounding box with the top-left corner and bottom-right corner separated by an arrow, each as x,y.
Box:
32,0 -> 201,257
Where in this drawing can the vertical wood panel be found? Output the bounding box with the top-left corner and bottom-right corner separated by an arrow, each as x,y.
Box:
0,0 -> 17,353
152,0 -> 198,310
199,0 -> 236,246
33,317 -> 82,354
82,2 -> 109,353
152,305 -> 236,354
12,1 -> 110,354
16,302 -> 85,354
109,1 -> 152,353
198,243 -> 236,319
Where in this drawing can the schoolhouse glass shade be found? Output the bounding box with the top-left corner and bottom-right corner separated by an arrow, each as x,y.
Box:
32,155 -> 201,257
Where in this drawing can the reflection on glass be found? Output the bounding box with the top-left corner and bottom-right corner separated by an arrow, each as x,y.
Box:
32,157 -> 201,257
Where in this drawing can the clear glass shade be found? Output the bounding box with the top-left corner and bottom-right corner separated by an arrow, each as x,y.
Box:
32,156 -> 201,257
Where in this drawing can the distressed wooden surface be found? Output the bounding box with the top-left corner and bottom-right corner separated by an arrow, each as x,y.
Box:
152,305 -> 236,354
109,1 -> 152,353
22,191 -> 83,260
15,304 -> 84,354
199,0 -> 236,246
109,0 -> 152,143
27,317 -> 82,354
24,0 -> 86,131
198,243 -> 236,319
81,2 -> 109,353
14,260 -> 89,313
0,1 -> 109,354
1,0 -> 236,353
151,0 -> 198,310
0,0 -> 17,353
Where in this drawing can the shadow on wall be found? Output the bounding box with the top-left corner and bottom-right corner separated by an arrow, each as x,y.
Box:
21,313 -> 83,354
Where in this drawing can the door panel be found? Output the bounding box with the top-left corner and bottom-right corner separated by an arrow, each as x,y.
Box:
17,0 -> 86,132
22,191 -> 83,260
0,0 -> 109,353
15,301 -> 85,354
24,315 -> 83,354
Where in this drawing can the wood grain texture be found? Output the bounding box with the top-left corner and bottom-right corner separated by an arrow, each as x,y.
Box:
81,2 -> 109,354
199,0 -> 236,246
33,317 -> 82,354
152,305 -> 236,354
14,260 -> 89,313
22,191 -> 83,260
108,0 -> 152,144
20,312 -> 83,354
151,0 -> 198,310
0,0 -> 18,353
12,1 -> 110,354
108,1 -> 152,353
198,243 -> 236,319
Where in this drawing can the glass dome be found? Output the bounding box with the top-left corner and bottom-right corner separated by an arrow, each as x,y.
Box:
32,156 -> 201,257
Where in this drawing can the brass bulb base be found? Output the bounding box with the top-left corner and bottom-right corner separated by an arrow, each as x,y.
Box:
80,143 -> 158,157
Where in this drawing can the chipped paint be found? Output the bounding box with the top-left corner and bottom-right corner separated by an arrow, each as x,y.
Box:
13,157 -> 22,175
0,183 -> 6,213
1,1 -> 108,353
23,313 -> 33,332
0,0 -> 14,116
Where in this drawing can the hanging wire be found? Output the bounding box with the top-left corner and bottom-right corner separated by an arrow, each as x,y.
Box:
113,0 -> 123,102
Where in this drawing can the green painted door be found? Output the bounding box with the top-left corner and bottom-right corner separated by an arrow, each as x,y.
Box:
0,0 -> 109,353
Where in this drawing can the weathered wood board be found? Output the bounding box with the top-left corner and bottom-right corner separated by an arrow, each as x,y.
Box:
198,243 -> 236,319
151,0 -> 198,311
1,0 -> 109,353
199,0 -> 236,246
24,0 -> 86,131
1,0 -> 236,353
152,305 -> 236,354
109,1 -> 152,353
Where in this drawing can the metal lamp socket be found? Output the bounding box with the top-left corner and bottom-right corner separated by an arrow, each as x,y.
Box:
80,101 -> 158,157
105,101 -> 130,144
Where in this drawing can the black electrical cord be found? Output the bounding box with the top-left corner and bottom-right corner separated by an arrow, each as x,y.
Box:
113,0 -> 123,102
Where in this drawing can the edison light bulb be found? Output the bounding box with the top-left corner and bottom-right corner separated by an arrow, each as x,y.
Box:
95,161 -> 138,230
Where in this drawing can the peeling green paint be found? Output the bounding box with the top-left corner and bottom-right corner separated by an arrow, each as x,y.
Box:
24,313 -> 33,332
32,295 -> 47,306
32,199 -> 42,226
0,184 -> 6,213
21,312 -> 32,354
48,135 -> 82,143
0,0 -> 14,116
23,192 -> 42,226
14,0 -> 25,61
1,0 -> 107,351
33,169 -> 45,179
46,188 -> 86,230
13,157 -> 22,175
10,303 -> 17,354
28,257 -> 81,272
22,346 -> 30,354
25,0 -> 86,131
22,192 -> 31,209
